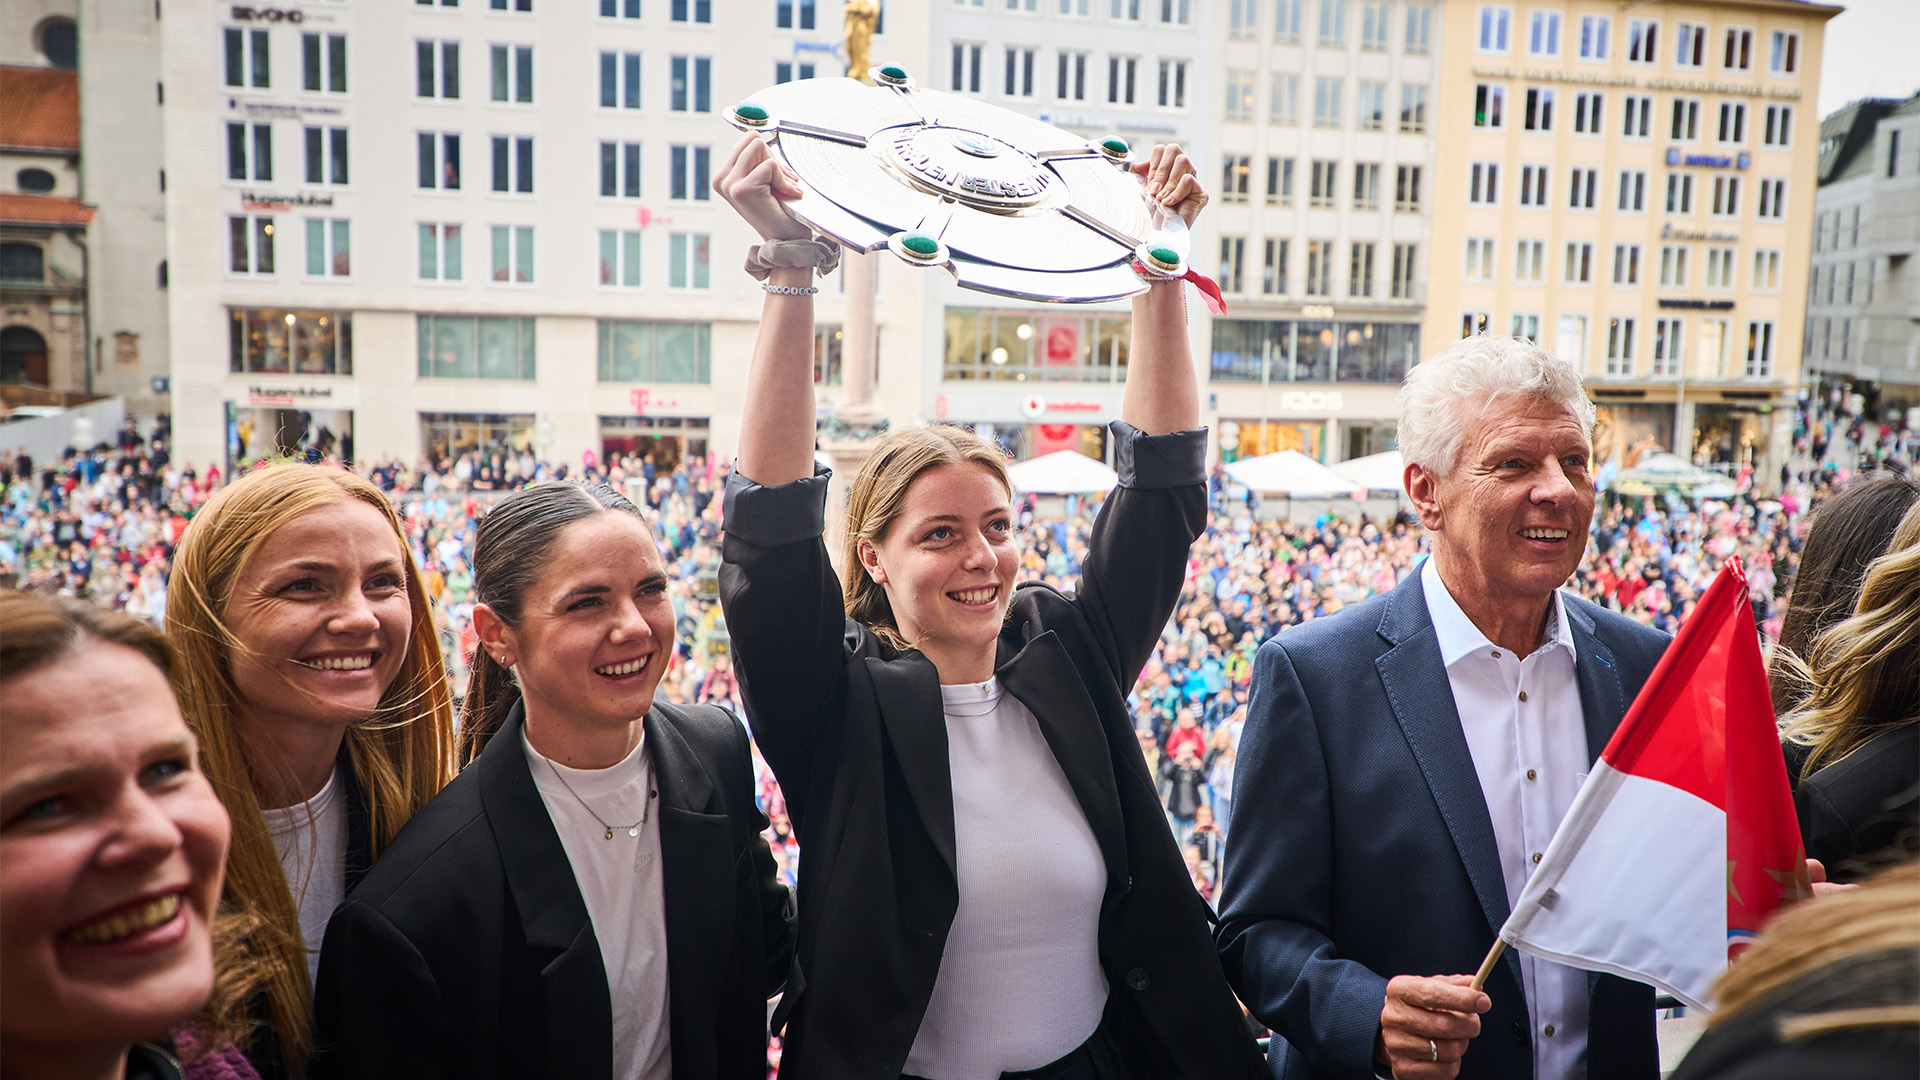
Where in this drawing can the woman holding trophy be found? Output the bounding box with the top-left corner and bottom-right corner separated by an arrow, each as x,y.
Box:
715,132 -> 1262,1080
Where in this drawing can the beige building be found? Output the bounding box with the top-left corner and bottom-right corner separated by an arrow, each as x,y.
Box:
1424,0 -> 1836,486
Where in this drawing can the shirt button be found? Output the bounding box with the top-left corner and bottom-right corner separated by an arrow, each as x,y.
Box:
1491,649 -> 1501,658
1532,852 -> 1543,864
1126,967 -> 1150,991
1545,1024 -> 1557,1038
1518,690 -> 1529,702
1527,769 -> 1538,781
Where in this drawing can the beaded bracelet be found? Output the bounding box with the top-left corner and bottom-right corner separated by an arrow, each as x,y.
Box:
762,282 -> 819,296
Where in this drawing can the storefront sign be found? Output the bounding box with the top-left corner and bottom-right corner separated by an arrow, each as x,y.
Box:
1277,391 -> 1345,412
1658,299 -> 1737,310
1020,395 -> 1105,418
630,389 -> 681,413
230,5 -> 308,22
1661,223 -> 1739,242
241,191 -> 335,210
1665,149 -> 1750,170
231,101 -> 345,119
1470,67 -> 1800,100
248,384 -> 335,405
1472,65 -> 1638,87
1300,304 -> 1336,319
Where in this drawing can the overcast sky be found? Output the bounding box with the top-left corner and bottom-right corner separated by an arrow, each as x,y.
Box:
1817,0 -> 1920,117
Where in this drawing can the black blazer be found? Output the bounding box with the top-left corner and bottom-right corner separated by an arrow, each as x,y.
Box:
1795,724 -> 1920,883
718,422 -> 1265,1080
1218,568 -> 1669,1080
309,702 -> 793,1080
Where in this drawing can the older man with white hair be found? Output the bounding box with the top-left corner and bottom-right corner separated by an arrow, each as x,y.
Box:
1217,336 -> 1669,1080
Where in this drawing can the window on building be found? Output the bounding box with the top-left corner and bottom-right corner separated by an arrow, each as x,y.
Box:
1718,102 -> 1746,144
1462,312 -> 1491,337
1652,318 -> 1683,375
1572,91 -> 1603,134
230,309 -> 352,374
418,132 -> 461,189
601,0 -> 642,16
1564,242 -> 1592,283
1157,59 -> 1188,109
1305,240 -> 1333,296
1672,99 -> 1699,141
1468,161 -> 1499,204
1349,242 -> 1375,297
1263,238 -> 1290,295
1705,247 -> 1735,289
1724,27 -> 1752,70
1391,243 -> 1418,298
1666,173 -> 1694,213
1464,237 -> 1495,281
1160,0 -> 1191,24
1400,84 -> 1428,132
1510,314 -> 1540,341
1515,238 -> 1544,283
1352,163 -> 1380,210
1394,165 -> 1421,211
1270,73 -> 1299,124
1622,94 -> 1652,138
1107,55 -> 1136,104
1360,1 -> 1389,49
1275,0 -> 1302,43
1675,22 -> 1706,67
1523,87 -> 1553,131
417,41 -> 460,98
491,136 -> 534,192
1058,51 -> 1088,100
598,229 -> 642,286
1219,237 -> 1246,293
1659,245 -> 1688,286
304,219 -> 351,278
954,44 -> 983,92
1313,77 -> 1343,127
302,126 -> 348,185
670,56 -> 712,112
1568,166 -> 1598,209
1478,5 -> 1509,51
489,0 -> 535,12
1228,0 -> 1258,39
1404,4 -> 1430,53
1267,157 -> 1295,205
1612,244 -> 1641,285
775,61 -> 818,83
1745,321 -> 1774,376
1474,83 -> 1504,127
1221,155 -> 1251,203
1769,31 -> 1797,74
1763,105 -> 1793,147
1756,178 -> 1785,219
1626,19 -> 1658,63
1518,164 -> 1548,206
1618,169 -> 1646,212
597,320 -> 712,383
1319,0 -> 1347,46
229,215 -> 276,274
1225,70 -> 1256,122
669,145 -> 710,200
1578,14 -> 1608,59
490,44 -> 534,103
1357,80 -> 1386,130
489,225 -> 534,283
302,33 -> 348,93
1710,175 -> 1740,217
418,223 -> 463,281
670,0 -> 712,21
669,232 -> 710,289
1890,130 -> 1901,177
600,51 -> 642,108
1004,46 -> 1037,96
418,316 -> 536,379
775,0 -> 818,29
1309,160 -> 1338,208
226,122 -> 272,181
1111,0 -> 1142,21
1753,249 -> 1781,290
1605,318 -> 1635,375
1529,11 -> 1559,56
224,27 -> 270,88
599,141 -> 642,197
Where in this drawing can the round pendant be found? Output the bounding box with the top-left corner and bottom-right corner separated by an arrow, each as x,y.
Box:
604,827 -> 614,840
628,826 -> 640,838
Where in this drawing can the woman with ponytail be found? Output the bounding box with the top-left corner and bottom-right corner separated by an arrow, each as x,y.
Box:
166,464 -> 455,1079
311,481 -> 792,1080
714,135 -> 1262,1079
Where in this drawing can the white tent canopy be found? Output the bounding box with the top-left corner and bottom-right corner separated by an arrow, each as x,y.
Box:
1223,450 -> 1362,496
1617,452 -> 1726,488
1332,450 -> 1406,492
1006,449 -> 1119,494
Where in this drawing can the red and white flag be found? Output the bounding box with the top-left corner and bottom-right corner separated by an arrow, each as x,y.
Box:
1497,558 -> 1809,1011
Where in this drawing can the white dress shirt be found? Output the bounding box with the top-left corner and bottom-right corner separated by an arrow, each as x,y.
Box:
524,731 -> 672,1080
1422,558 -> 1591,1080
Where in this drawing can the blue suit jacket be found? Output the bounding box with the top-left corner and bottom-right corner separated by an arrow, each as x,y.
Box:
1216,569 -> 1670,1080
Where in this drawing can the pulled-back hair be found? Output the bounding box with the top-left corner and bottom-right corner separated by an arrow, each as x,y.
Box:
839,425 -> 1012,651
1398,334 -> 1596,480
460,481 -> 650,765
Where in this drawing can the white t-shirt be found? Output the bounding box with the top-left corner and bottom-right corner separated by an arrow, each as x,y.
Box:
523,731 -> 672,1080
903,679 -> 1109,1080
262,765 -> 347,988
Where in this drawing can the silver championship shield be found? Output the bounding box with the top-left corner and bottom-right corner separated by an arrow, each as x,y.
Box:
726,65 -> 1191,304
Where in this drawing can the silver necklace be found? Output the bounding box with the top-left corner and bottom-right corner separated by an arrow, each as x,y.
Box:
545,755 -> 656,840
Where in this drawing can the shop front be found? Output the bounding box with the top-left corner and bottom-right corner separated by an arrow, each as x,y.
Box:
599,412 -> 710,474
420,412 -> 535,464
228,398 -> 353,468
1592,400 -> 1676,469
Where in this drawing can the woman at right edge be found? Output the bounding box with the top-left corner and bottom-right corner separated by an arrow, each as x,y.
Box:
714,133 -> 1264,1080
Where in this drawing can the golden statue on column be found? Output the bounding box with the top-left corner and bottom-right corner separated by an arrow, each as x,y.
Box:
843,0 -> 879,81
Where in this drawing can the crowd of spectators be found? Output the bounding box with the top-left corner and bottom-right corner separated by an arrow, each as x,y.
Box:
5,402 -> 1916,910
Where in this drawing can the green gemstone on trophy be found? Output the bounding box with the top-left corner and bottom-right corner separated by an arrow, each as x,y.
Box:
1100,137 -> 1129,156
1148,246 -> 1180,268
901,233 -> 940,257
879,65 -> 908,81
734,103 -> 769,122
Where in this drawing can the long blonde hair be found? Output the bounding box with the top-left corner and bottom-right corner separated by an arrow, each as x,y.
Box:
840,425 -> 1012,651
166,465 -> 455,1069
1709,860 -> 1920,1041
1780,501 -> 1920,779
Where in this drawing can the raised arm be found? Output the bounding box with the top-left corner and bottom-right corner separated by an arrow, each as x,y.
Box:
715,133 -> 820,487
1121,144 -> 1208,437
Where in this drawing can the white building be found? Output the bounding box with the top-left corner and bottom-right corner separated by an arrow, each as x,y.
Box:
161,0 -> 930,474
1808,93 -> 1920,427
